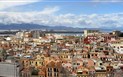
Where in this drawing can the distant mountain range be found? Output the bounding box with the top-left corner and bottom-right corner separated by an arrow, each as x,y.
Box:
0,23 -> 122,32
0,23 -> 91,31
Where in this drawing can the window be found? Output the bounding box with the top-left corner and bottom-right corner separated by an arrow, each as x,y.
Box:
54,73 -> 58,77
77,72 -> 82,74
77,63 -> 80,65
121,46 -> 123,48
54,68 -> 58,72
48,72 -> 52,76
41,57 -> 44,59
30,61 -> 31,64
73,63 -> 76,65
86,72 -> 88,74
100,48 -> 103,50
35,62 -> 37,66
118,47 -> 120,49
100,63 -> 102,65
105,47 -> 108,50
48,68 -> 52,72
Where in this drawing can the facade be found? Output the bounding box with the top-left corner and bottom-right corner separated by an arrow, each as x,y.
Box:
95,70 -> 107,77
21,68 -> 31,77
84,30 -> 99,37
0,62 -> 20,77
31,30 -> 45,38
112,30 -> 121,36
110,42 -> 123,54
46,61 -> 62,77
77,69 -> 89,77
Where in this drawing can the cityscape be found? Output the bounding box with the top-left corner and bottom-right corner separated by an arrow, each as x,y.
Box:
0,0 -> 123,77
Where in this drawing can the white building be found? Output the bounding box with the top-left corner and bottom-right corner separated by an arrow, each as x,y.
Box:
110,42 -> 123,54
0,62 -> 20,77
84,30 -> 99,37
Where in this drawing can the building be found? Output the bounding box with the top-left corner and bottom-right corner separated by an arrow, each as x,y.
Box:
46,61 -> 62,77
84,30 -> 99,37
0,62 -> 21,77
77,68 -> 89,77
112,30 -> 121,36
110,41 -> 123,54
21,68 -> 31,77
31,30 -> 45,38
95,70 -> 107,77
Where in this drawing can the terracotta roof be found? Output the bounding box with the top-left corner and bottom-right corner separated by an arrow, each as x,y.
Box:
46,61 -> 62,68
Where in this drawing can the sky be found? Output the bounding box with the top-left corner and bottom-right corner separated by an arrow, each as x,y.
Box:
0,0 -> 123,28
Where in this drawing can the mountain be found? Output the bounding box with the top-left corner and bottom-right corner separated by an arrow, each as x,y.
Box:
0,23 -> 83,31
0,23 -> 121,32
0,12 -> 123,31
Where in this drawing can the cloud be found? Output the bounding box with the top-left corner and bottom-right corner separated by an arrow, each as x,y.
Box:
0,6 -> 123,29
39,6 -> 60,14
0,0 -> 40,10
0,6 -> 60,24
92,0 -> 123,2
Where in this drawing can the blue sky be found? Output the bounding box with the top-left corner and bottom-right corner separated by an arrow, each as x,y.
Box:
2,0 -> 123,14
0,0 -> 123,28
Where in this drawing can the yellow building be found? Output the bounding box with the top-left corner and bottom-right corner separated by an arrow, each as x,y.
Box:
77,67 -> 89,77
95,70 -> 107,77
31,54 -> 45,68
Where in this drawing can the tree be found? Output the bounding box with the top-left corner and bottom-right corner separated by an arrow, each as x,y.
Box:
31,68 -> 39,75
0,49 -> 7,61
119,33 -> 123,37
